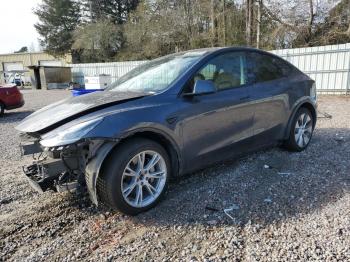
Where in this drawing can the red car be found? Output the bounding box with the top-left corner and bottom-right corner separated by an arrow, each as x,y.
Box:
0,84 -> 24,116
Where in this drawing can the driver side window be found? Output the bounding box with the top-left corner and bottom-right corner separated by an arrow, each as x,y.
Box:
185,52 -> 247,93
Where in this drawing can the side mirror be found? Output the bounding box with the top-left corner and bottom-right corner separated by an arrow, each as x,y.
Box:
192,80 -> 216,96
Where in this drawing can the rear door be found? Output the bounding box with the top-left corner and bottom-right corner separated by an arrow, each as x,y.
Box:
178,52 -> 255,172
246,52 -> 293,144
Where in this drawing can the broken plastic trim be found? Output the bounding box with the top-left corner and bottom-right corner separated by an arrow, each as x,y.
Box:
21,142 -> 84,193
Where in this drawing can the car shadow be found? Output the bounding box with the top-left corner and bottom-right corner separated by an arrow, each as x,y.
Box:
0,111 -> 33,124
58,126 -> 350,229
124,127 -> 350,227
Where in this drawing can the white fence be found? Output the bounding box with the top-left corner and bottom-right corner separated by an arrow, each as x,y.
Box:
70,43 -> 350,94
71,61 -> 147,86
271,43 -> 350,94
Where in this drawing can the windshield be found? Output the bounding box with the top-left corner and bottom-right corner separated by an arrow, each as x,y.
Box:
107,51 -> 206,93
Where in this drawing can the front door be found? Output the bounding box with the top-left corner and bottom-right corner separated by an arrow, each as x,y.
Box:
177,52 -> 255,172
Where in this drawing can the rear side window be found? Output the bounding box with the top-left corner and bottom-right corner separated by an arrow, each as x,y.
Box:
274,58 -> 297,76
247,52 -> 292,83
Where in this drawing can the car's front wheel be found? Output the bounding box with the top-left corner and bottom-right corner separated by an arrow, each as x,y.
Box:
285,107 -> 314,151
97,138 -> 170,215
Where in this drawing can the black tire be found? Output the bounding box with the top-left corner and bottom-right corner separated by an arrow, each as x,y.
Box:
0,102 -> 4,117
284,107 -> 314,152
96,138 -> 170,215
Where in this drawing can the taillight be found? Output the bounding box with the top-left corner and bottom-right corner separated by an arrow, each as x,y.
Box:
311,83 -> 317,102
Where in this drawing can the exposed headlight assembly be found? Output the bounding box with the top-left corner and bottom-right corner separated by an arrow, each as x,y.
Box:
40,117 -> 103,147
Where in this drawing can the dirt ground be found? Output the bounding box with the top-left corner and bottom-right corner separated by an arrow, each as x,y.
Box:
1,90 -> 350,261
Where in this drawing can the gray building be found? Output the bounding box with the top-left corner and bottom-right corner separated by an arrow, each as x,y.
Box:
0,52 -> 72,89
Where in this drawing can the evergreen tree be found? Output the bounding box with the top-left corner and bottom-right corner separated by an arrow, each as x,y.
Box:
14,47 -> 28,53
34,0 -> 81,57
82,0 -> 140,24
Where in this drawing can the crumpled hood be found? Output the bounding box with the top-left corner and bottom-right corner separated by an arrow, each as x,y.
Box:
16,90 -> 147,133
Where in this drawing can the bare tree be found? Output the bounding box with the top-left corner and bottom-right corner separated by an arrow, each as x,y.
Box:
211,0 -> 218,46
223,0 -> 226,46
256,0 -> 262,48
262,0 -> 347,47
245,0 -> 254,46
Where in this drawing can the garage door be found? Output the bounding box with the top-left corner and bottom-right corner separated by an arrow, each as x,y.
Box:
39,60 -> 63,67
3,62 -> 24,72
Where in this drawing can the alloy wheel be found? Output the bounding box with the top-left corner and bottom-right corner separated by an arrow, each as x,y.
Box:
294,113 -> 313,148
121,150 -> 167,208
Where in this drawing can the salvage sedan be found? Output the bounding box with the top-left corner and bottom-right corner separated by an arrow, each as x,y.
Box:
16,47 -> 317,215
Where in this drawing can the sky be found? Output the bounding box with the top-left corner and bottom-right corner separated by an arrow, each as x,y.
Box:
0,0 -> 42,54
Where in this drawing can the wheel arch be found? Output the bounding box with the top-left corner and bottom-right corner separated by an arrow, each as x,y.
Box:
284,99 -> 317,140
85,128 -> 182,206
116,129 -> 181,177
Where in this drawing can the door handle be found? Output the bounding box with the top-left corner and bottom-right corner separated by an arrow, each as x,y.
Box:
240,96 -> 250,101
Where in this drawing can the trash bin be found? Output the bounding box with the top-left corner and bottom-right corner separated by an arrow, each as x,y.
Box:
71,89 -> 104,97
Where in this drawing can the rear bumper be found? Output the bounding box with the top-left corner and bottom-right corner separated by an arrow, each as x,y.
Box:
6,99 -> 24,110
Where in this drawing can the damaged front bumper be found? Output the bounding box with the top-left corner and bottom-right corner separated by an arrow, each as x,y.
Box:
20,136 -> 83,193
22,158 -> 78,193
19,133 -> 117,206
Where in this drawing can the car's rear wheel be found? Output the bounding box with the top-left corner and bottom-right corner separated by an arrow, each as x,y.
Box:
285,107 -> 314,151
0,102 -> 4,117
96,138 -> 170,215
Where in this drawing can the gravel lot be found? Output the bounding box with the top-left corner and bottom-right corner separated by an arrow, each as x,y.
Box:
1,90 -> 350,261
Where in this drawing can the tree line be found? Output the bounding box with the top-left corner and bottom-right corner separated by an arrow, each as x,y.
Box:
34,0 -> 350,63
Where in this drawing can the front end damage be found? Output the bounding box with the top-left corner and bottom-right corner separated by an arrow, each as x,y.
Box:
20,133 -> 115,202
15,90 -> 151,207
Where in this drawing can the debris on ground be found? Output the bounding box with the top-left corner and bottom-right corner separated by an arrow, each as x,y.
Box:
224,204 -> 240,220
277,172 -> 292,176
334,133 -> 345,142
263,198 -> 273,203
264,164 -> 292,176
317,110 -> 333,119
205,206 -> 220,212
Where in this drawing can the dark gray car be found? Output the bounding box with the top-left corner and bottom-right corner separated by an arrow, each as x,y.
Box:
16,47 -> 317,215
